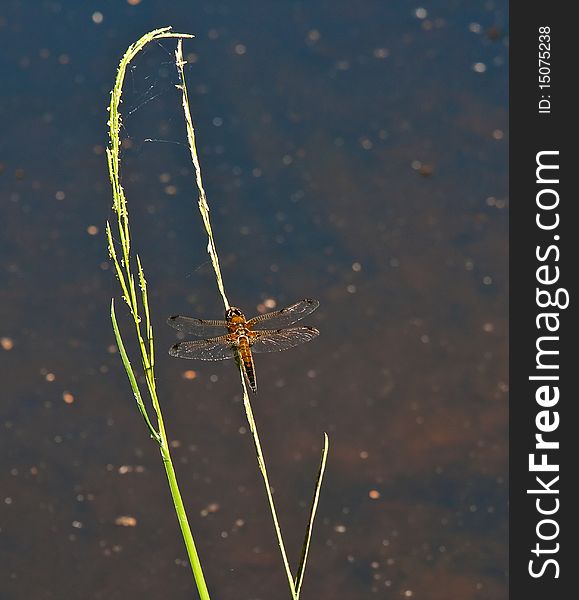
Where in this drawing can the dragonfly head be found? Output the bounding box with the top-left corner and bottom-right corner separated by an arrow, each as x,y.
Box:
226,306 -> 245,322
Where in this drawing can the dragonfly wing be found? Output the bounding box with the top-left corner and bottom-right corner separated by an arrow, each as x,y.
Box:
167,315 -> 228,337
250,327 -> 320,353
169,335 -> 235,360
247,299 -> 319,329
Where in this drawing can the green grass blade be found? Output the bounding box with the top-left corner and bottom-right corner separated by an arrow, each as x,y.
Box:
106,29 -> 212,600
110,299 -> 160,443
136,255 -> 155,378
160,444 -> 212,600
106,221 -> 131,309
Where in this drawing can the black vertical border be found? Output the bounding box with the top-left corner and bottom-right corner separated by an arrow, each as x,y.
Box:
510,3 -> 575,598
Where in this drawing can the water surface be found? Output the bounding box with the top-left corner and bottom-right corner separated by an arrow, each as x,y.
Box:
1,2 -> 508,598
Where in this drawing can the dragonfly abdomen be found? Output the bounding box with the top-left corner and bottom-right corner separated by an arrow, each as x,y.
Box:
238,336 -> 257,392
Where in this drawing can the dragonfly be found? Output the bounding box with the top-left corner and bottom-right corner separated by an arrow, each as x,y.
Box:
167,299 -> 320,392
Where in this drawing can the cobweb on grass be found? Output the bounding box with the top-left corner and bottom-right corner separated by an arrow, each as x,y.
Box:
120,40 -> 191,154
107,39 -> 229,318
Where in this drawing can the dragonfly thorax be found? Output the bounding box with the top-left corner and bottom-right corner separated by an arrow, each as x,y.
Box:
226,306 -> 246,324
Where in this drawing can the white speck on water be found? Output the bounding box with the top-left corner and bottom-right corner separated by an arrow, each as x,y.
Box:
373,48 -> 389,59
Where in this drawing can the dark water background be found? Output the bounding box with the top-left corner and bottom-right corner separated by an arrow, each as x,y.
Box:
1,1 -> 508,598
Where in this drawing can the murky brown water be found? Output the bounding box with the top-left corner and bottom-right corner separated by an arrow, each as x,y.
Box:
1,2 -> 507,599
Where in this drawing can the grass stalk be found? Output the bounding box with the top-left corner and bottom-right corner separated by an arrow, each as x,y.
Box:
294,432 -> 329,596
239,372 -> 298,597
106,28 -> 211,600
174,39 -> 329,599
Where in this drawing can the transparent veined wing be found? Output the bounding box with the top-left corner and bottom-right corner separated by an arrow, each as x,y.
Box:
169,335 -> 235,360
167,315 -> 228,337
248,299 -> 319,330
250,326 -> 320,353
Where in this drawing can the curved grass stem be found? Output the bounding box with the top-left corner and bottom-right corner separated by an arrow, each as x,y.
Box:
106,28 -> 211,600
